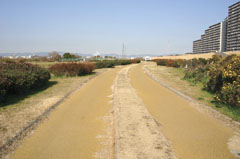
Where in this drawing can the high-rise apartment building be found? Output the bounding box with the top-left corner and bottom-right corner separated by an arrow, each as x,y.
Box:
193,20 -> 227,54
193,39 -> 202,54
193,2 -> 239,54
227,2 -> 240,51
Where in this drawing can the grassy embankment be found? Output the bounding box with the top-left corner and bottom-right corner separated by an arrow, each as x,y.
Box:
145,63 -> 240,121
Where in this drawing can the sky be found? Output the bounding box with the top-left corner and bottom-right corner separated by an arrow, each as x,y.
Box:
0,0 -> 239,55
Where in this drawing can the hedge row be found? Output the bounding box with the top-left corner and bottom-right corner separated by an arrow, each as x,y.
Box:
0,62 -> 50,102
48,62 -> 95,76
154,57 -> 212,68
154,55 -> 240,107
95,60 -> 115,68
130,59 -> 141,64
94,59 -> 141,69
155,59 -> 183,68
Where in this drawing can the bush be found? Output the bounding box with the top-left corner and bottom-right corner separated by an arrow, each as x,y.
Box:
48,62 -> 95,76
184,66 -> 209,84
119,60 -> 131,65
95,61 -> 115,69
156,59 -> 167,66
205,64 -> 223,93
155,59 -> 184,68
130,59 -> 141,64
0,62 -> 50,102
94,59 -> 134,69
205,55 -> 240,107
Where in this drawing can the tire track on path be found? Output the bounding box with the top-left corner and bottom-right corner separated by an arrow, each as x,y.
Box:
113,65 -> 176,159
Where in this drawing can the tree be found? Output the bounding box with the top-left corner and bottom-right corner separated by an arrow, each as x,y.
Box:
49,51 -> 61,61
63,52 -> 76,59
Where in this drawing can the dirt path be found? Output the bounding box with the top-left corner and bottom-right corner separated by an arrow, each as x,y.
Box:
10,65 -> 177,159
9,63 -> 240,159
113,65 -> 176,159
130,64 -> 238,159
11,67 -> 121,159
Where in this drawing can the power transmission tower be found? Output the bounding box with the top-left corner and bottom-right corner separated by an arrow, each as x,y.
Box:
122,43 -> 125,59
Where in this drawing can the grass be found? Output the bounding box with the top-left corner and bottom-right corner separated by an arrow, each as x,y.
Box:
146,63 -> 240,122
211,101 -> 240,121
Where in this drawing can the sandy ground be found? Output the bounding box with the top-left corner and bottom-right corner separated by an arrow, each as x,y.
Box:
152,51 -> 240,60
130,63 -> 239,159
113,65 -> 176,159
225,51 -> 240,56
152,52 -> 216,60
10,67 -> 121,159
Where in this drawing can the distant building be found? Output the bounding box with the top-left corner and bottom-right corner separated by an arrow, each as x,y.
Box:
193,39 -> 203,54
227,2 -> 240,51
193,2 -> 240,53
193,20 -> 227,54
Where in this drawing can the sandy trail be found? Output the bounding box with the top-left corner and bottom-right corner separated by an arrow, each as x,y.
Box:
11,67 -> 121,159
113,65 -> 176,159
9,63 -> 240,159
11,65 -> 176,159
130,63 -> 238,159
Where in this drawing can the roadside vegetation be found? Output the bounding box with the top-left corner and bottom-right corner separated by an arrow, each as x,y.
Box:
153,54 -> 240,120
93,59 -> 141,69
49,63 -> 95,76
0,62 -> 50,103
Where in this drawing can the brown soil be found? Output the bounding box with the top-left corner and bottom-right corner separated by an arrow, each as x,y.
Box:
10,67 -> 120,159
130,63 -> 238,159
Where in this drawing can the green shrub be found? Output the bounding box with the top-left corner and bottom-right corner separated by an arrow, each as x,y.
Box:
95,61 -> 115,68
204,55 -> 240,107
205,64 -> 223,93
184,66 -> 209,84
94,59 -> 134,69
215,55 -> 240,107
156,59 -> 167,66
0,62 -> 50,102
49,62 -> 95,76
155,55 -> 240,107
